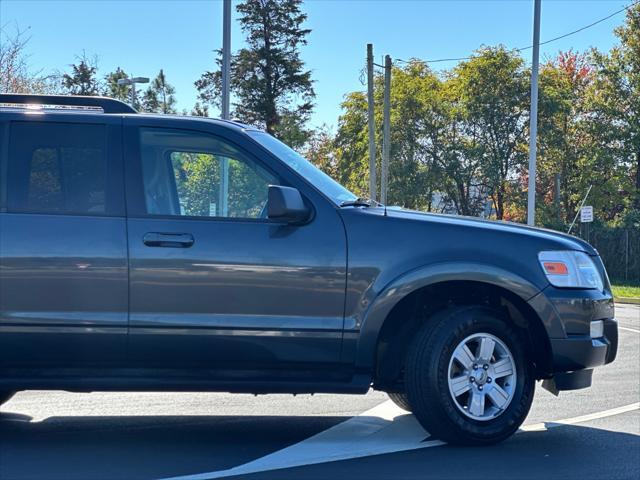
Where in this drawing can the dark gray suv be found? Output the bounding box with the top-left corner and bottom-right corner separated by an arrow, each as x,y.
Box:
0,94 -> 618,445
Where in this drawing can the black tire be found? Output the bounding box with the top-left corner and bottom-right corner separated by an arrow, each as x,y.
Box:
387,391 -> 412,411
405,305 -> 534,446
0,391 -> 15,407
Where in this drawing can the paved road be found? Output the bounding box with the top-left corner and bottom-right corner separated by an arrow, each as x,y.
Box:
1,304 -> 638,480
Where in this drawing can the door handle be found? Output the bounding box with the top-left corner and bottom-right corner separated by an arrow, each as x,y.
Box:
143,232 -> 195,248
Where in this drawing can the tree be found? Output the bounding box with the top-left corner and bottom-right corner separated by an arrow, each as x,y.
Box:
190,102 -> 210,117
588,3 -> 640,223
537,51 -> 599,227
384,61 -> 442,210
450,47 -> 529,220
195,0 -> 315,148
61,53 -> 100,95
0,26 -> 56,93
142,69 -> 177,114
103,67 -> 131,103
303,125 -> 337,178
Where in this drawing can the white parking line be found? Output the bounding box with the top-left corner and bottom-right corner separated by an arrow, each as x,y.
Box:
160,400 -> 640,480
521,402 -> 640,432
619,326 -> 640,334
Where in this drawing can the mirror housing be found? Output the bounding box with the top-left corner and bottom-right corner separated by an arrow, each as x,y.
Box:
268,185 -> 310,224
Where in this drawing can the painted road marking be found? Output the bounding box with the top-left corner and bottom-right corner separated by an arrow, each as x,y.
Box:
161,400 -> 640,480
521,402 -> 640,432
619,326 -> 640,334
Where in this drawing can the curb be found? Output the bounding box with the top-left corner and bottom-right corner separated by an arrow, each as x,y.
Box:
615,297 -> 640,305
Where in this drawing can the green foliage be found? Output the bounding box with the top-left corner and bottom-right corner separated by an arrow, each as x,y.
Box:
588,3 -> 640,218
61,53 -> 100,96
142,69 -> 177,114
611,283 -> 640,299
451,47 -> 529,219
325,48 -> 528,215
190,102 -> 210,117
103,67 -> 132,103
311,8 -> 639,230
172,152 -> 270,218
195,0 -> 315,148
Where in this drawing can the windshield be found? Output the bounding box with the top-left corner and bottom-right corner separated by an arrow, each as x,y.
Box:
247,131 -> 357,205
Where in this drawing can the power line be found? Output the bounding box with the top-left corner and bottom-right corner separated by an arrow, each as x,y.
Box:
396,0 -> 639,65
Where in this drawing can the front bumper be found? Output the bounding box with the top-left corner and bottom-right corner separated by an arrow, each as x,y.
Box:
550,319 -> 618,372
529,286 -> 618,391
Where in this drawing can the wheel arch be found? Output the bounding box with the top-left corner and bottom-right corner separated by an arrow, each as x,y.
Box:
354,263 -> 557,387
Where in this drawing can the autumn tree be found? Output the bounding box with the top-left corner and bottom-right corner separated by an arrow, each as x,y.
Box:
536,51 -> 595,226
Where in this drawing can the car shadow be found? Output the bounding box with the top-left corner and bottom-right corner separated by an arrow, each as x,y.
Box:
0,411 -> 638,480
235,422 -> 640,480
0,412 -> 351,480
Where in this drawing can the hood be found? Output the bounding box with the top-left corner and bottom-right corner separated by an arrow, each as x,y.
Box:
364,207 -> 597,255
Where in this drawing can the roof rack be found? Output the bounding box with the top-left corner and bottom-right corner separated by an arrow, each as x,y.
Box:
0,94 -> 136,114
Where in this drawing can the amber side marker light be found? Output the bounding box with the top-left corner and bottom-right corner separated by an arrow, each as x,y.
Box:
542,262 -> 569,275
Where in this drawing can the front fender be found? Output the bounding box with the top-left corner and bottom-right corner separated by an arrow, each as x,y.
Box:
353,261 -> 553,370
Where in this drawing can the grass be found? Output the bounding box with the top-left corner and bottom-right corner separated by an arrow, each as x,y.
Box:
611,283 -> 640,300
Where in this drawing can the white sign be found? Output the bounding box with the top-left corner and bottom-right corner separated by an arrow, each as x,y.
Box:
580,206 -> 594,223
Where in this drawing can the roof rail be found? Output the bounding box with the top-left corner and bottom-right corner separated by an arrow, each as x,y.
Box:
0,94 -> 136,114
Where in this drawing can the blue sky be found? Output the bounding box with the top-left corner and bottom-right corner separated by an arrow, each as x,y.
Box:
0,0 -> 629,128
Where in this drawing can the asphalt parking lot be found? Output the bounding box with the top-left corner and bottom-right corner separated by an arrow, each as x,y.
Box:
1,304 -> 638,480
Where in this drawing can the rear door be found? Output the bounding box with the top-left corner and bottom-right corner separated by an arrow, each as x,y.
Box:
0,114 -> 128,367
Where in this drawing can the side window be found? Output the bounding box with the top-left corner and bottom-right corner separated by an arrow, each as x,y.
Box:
8,122 -> 110,215
140,127 -> 277,219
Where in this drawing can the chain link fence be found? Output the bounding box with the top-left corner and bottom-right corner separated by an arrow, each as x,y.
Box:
576,225 -> 639,284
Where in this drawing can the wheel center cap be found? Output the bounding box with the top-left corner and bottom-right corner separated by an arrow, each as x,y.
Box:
475,369 -> 488,385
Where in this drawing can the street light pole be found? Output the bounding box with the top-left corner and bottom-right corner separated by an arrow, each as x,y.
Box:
220,0 -> 232,217
117,76 -> 149,110
221,0 -> 231,120
131,82 -> 136,108
527,0 -> 542,226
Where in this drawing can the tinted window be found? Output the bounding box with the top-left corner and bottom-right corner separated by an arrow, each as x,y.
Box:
140,128 -> 277,219
8,122 -> 109,215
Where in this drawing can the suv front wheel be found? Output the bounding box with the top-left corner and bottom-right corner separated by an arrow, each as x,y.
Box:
387,391 -> 412,411
405,306 -> 534,445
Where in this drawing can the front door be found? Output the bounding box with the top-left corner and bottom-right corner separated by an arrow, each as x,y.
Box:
124,121 -> 347,373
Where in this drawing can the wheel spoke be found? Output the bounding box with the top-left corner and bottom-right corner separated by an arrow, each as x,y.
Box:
469,391 -> 485,417
478,337 -> 496,361
492,358 -> 514,379
448,332 -> 517,421
454,344 -> 475,369
487,384 -> 510,409
450,375 -> 471,397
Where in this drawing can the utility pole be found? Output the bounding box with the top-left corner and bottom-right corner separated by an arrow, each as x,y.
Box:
381,54 -> 392,205
220,0 -> 232,217
527,0 -> 542,226
367,44 -> 377,202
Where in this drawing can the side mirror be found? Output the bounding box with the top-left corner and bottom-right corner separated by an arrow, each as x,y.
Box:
268,185 -> 310,224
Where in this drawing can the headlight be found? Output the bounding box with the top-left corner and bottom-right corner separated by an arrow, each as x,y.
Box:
538,251 -> 604,290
